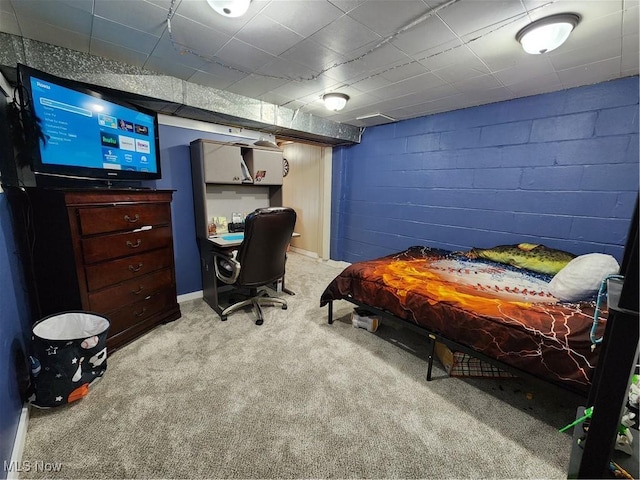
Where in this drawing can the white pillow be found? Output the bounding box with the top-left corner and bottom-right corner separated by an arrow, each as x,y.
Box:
549,253 -> 620,302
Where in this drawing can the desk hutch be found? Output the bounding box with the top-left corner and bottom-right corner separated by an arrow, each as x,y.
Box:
7,187 -> 181,350
190,139 -> 284,314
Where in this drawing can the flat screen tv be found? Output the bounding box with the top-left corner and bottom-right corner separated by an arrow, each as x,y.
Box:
17,64 -> 161,186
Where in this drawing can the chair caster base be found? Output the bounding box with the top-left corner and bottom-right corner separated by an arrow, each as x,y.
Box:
221,316 -> 227,321
255,318 -> 264,326
282,305 -> 287,310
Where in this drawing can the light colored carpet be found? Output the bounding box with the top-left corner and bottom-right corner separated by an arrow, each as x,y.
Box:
20,252 -> 579,479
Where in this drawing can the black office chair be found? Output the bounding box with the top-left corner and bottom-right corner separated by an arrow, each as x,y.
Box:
213,207 -> 297,325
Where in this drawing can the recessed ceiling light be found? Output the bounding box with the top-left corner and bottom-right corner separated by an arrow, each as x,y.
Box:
516,13 -> 580,55
323,93 -> 349,111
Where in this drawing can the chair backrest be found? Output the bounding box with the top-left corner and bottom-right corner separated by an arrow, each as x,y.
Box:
235,207 -> 297,287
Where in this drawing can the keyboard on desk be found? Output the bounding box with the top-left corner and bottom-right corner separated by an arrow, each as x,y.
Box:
220,233 -> 244,241
208,232 -> 244,247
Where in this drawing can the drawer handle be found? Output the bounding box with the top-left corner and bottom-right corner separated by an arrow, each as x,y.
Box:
124,214 -> 140,223
131,286 -> 144,295
134,307 -> 146,318
129,263 -> 143,272
126,239 -> 142,248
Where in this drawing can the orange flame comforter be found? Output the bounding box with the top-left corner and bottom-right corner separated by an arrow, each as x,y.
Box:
320,246 -> 602,394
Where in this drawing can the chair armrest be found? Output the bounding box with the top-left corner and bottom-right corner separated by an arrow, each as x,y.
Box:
213,250 -> 241,284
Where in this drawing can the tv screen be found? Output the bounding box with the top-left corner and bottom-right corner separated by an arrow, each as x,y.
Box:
17,64 -> 161,185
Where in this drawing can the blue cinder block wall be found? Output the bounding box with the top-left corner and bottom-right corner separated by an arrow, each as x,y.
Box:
0,194 -> 31,479
331,76 -> 639,263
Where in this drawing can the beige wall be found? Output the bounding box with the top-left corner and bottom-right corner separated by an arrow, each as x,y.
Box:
281,142 -> 332,259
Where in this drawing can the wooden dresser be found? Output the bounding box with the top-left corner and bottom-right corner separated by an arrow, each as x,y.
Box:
12,188 -> 181,350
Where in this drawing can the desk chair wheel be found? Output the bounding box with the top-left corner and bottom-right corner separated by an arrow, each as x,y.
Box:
255,318 -> 264,326
221,315 -> 228,321
282,305 -> 287,310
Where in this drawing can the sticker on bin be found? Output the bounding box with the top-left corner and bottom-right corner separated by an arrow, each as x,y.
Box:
29,311 -> 110,408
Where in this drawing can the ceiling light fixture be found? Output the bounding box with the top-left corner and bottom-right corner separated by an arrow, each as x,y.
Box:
516,13 -> 580,55
323,93 -> 349,111
206,0 -> 251,18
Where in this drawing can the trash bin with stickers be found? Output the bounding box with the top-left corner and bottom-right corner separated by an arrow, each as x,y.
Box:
29,311 -> 110,408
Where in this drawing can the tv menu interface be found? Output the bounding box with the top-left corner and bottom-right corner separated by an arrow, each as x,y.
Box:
29,75 -> 158,173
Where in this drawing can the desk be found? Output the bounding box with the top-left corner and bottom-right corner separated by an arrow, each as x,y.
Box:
208,232 -> 300,248
200,232 -> 298,317
208,233 -> 245,247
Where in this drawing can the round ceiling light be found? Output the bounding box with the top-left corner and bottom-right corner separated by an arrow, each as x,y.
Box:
516,13 -> 580,55
206,0 -> 251,18
323,93 -> 349,111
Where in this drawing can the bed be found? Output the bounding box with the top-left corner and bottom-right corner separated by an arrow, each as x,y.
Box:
320,245 -> 617,396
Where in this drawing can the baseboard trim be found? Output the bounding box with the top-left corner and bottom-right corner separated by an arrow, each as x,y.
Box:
177,291 -> 203,303
7,405 -> 29,480
290,247 -> 318,258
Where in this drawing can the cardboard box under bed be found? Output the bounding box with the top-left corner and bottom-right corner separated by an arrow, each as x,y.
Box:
434,342 -> 516,378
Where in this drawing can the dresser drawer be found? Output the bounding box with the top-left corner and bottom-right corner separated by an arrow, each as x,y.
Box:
77,203 -> 171,235
82,226 -> 172,264
85,248 -> 173,291
106,288 -> 176,337
88,268 -> 173,313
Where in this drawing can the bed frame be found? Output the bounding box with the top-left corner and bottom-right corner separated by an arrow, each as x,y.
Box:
324,297 -> 589,399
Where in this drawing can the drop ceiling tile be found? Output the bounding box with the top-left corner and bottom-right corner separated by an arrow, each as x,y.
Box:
347,73 -> 394,94
453,73 -> 504,93
413,39 -> 466,70
623,6 -> 639,35
92,17 -> 160,54
327,0 -> 365,14
369,72 -> 446,100
212,38 -> 277,72
12,0 -> 93,34
356,42 -> 411,71
280,38 -> 342,71
320,56 -> 370,82
622,33 -> 640,72
505,72 -> 563,96
167,14 -> 232,58
466,31 -> 530,73
235,15 -> 304,56
437,0 -> 525,38
258,91 -> 297,107
378,60 -> 430,83
269,74 -> 339,101
148,31 -> 210,70
549,40 -> 622,71
255,57 -> 319,82
347,0 -> 431,37
391,15 -> 456,56
145,53 -> 199,80
196,58 -> 250,82
523,0 -> 622,22
90,38 -> 150,67
144,0 -> 175,11
557,57 -> 622,89
309,14 -> 380,55
567,11 -> 624,48
493,56 -> 555,86
428,48 -> 491,83
262,0 -> 344,37
0,6 -> 20,35
18,18 -> 90,53
225,73 -> 290,98
94,0 -> 167,37
187,69 -> 238,90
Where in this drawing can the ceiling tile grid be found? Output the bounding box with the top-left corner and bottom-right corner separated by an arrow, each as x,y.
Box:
1,0 -> 637,128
